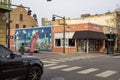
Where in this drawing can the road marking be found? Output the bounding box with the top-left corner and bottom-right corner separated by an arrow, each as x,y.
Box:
51,59 -> 66,62
42,60 -> 58,64
67,57 -> 81,61
77,68 -> 99,74
43,56 -> 96,64
61,56 -> 95,61
48,65 -> 69,69
95,70 -> 117,78
44,64 -> 57,67
51,77 -> 64,80
113,56 -> 120,58
62,66 -> 82,71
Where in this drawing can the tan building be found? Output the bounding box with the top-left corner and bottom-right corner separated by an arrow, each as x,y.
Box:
10,4 -> 38,50
10,4 -> 38,29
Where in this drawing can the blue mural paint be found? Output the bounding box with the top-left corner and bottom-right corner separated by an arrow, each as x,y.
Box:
14,27 -> 52,51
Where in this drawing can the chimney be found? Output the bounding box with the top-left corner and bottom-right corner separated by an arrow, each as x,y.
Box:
81,13 -> 91,17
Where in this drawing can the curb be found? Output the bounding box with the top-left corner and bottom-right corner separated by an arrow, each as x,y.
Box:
109,53 -> 120,56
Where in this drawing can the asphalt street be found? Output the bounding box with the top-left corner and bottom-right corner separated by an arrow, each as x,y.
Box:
32,52 -> 120,80
15,51 -> 120,80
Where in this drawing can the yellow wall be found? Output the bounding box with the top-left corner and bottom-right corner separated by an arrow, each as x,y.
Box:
0,12 -> 7,46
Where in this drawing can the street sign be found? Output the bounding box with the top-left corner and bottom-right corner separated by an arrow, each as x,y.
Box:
108,39 -> 113,41
7,35 -> 13,39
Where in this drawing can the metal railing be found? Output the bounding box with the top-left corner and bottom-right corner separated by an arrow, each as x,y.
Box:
0,0 -> 11,10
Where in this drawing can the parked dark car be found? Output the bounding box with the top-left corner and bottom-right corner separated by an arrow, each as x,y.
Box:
0,44 -> 43,80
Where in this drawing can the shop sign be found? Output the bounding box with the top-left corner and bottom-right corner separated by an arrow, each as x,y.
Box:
108,39 -> 113,41
117,40 -> 120,44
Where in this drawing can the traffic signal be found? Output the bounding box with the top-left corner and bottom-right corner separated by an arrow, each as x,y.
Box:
52,16 -> 56,21
28,10 -> 32,15
47,0 -> 51,1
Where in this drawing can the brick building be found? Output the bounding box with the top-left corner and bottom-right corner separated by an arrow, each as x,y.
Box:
52,23 -> 106,53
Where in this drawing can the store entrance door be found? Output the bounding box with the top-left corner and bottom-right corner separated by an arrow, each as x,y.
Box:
89,40 -> 98,52
77,40 -> 100,53
77,40 -> 87,53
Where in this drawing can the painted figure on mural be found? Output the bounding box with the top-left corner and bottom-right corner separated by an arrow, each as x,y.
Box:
29,31 -> 39,55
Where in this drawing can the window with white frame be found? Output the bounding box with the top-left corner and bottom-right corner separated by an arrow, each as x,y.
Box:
54,32 -> 75,47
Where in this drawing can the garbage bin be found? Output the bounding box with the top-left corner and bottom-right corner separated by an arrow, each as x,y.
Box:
104,48 -> 108,55
109,48 -> 114,54
107,47 -> 114,54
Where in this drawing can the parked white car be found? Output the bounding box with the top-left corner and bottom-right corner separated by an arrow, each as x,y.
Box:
24,43 -> 39,53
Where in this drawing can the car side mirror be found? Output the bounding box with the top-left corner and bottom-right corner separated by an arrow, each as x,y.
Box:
6,53 -> 15,59
5,54 -> 11,59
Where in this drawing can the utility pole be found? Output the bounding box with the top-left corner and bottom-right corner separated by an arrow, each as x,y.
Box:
7,12 -> 10,48
52,14 -> 66,53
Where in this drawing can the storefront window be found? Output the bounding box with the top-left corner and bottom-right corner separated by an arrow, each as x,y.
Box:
55,39 -> 61,47
68,39 -> 75,47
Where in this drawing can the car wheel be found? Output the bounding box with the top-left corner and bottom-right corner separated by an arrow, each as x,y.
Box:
34,51 -> 38,53
27,66 -> 42,80
28,49 -> 30,52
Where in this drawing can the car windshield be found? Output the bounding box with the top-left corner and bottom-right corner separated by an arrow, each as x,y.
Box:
25,43 -> 30,47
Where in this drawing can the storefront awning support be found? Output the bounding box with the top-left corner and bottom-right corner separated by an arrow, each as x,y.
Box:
87,39 -> 89,53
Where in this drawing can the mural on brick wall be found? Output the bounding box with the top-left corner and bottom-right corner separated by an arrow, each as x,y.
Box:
14,27 -> 52,51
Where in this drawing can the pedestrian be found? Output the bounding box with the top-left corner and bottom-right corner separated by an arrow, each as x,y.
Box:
19,43 -> 25,55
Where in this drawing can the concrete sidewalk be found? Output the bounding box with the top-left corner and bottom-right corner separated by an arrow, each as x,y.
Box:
39,51 -> 120,57
39,51 -> 105,57
14,50 -> 120,57
108,53 -> 120,56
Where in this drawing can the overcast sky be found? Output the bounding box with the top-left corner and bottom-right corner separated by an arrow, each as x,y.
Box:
12,0 -> 120,26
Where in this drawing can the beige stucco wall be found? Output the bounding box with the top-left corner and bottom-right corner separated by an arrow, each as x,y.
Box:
42,12 -> 118,33
67,13 -> 117,34
66,13 -> 117,28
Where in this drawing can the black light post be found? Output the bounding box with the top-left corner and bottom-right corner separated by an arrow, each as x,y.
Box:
7,12 -> 11,48
52,14 -> 66,53
14,31 -> 17,50
109,27 -> 113,54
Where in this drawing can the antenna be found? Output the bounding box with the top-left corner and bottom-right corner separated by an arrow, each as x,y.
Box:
115,4 -> 120,11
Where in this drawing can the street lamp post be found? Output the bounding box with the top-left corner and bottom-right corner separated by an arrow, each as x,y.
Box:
109,27 -> 113,54
7,12 -> 11,48
52,14 -> 66,53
